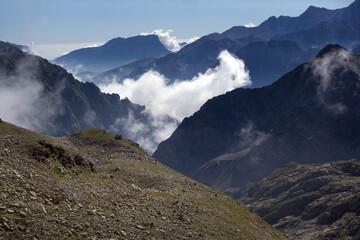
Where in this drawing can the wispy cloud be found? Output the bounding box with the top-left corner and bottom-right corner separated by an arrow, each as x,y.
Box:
0,57 -> 64,135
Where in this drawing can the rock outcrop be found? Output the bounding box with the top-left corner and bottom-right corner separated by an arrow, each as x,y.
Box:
242,160 -> 360,240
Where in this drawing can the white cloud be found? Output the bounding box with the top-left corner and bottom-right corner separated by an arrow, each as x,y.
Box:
108,111 -> 178,154
100,50 -> 251,153
100,50 -> 251,121
184,36 -> 200,45
141,29 -> 182,52
244,23 -> 257,28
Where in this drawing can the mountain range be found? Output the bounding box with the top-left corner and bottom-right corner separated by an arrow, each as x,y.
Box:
153,45 -> 360,198
53,35 -> 171,73
222,0 -> 360,40
88,37 -> 317,88
74,0 -> 360,89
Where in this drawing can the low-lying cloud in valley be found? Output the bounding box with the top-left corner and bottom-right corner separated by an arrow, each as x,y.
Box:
100,50 -> 251,153
0,58 -> 63,135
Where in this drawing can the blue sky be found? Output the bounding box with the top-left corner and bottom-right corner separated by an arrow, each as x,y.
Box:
0,0 -> 353,59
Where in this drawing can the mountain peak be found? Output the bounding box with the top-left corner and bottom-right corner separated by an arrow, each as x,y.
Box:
315,44 -> 347,59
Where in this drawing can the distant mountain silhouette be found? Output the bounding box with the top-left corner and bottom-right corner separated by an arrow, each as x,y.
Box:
222,0 -> 360,40
153,45 -> 360,198
53,35 -> 171,72
272,16 -> 360,50
235,40 -> 318,87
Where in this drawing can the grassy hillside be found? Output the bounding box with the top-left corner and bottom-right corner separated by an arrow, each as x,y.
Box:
0,120 -> 286,239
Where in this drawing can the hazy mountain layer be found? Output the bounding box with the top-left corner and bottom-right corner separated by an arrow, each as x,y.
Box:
273,16 -> 360,50
93,37 -> 316,88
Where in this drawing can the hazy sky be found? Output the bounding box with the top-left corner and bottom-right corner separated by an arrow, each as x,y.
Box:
0,0 -> 353,59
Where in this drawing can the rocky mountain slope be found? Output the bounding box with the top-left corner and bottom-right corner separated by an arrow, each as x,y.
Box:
153,45 -> 360,198
0,41 -> 163,153
242,159 -> 360,240
0,120 -> 287,239
53,35 -> 171,72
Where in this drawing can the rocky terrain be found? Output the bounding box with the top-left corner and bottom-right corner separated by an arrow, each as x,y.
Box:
242,160 -> 360,240
0,120 -> 286,239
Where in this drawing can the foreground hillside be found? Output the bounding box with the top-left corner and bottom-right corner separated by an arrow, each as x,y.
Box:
242,160 -> 360,240
0,120 -> 286,239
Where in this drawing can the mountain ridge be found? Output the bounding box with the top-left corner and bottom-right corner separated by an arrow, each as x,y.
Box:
153,45 -> 360,198
222,0 -> 360,40
53,35 -> 171,72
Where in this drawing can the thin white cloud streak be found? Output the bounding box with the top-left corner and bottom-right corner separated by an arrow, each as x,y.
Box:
100,50 -> 251,121
183,36 -> 200,45
244,23 -> 257,28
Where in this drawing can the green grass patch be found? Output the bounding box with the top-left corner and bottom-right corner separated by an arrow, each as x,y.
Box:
149,191 -> 175,198
80,129 -> 115,141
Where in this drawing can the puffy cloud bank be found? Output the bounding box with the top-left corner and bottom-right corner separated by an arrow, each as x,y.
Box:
100,50 -> 251,153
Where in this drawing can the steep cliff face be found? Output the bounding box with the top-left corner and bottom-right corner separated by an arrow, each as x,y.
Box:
153,45 -> 360,198
0,120 -> 287,239
242,160 -> 360,240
